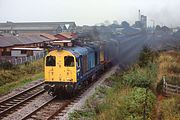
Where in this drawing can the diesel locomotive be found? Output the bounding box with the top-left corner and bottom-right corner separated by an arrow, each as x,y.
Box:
44,40 -> 119,96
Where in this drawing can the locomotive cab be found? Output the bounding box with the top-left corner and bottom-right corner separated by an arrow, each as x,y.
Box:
45,50 -> 77,84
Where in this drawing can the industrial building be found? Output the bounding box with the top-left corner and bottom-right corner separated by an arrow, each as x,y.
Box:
133,10 -> 147,29
0,33 -> 51,56
0,22 -> 76,34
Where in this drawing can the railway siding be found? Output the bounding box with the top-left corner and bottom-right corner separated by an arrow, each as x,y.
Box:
0,79 -> 43,102
2,92 -> 53,120
0,81 -> 45,120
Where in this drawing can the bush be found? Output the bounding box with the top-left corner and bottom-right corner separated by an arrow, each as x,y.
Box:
121,64 -> 157,89
0,61 -> 13,70
138,46 -> 158,67
0,59 -> 43,87
123,69 -> 150,88
0,71 -> 18,86
93,87 -> 156,120
121,87 -> 156,120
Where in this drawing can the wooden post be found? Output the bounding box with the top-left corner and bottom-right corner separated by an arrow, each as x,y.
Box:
176,85 -> 178,94
163,76 -> 166,94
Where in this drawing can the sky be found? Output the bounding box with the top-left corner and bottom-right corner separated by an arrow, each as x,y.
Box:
0,0 -> 180,27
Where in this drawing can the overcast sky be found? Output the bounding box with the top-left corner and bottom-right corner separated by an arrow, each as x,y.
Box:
0,0 -> 180,27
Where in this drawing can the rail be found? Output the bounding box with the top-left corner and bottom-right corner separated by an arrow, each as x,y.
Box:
0,82 -> 44,119
163,76 -> 180,96
21,98 -> 71,120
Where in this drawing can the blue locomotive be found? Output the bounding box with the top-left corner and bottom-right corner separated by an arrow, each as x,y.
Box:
44,40 -> 119,96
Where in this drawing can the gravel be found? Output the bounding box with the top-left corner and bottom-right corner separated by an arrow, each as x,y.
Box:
2,92 -> 53,120
0,79 -> 43,102
60,66 -> 118,120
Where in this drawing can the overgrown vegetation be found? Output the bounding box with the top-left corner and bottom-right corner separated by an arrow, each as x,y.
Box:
122,64 -> 157,88
0,59 -> 44,95
70,47 -> 158,120
156,50 -> 180,119
138,45 -> 158,67
70,48 -> 180,120
0,61 -> 13,70
160,96 -> 180,119
157,51 -> 180,83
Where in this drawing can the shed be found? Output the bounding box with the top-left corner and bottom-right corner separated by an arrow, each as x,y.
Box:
0,33 -> 51,56
11,47 -> 44,57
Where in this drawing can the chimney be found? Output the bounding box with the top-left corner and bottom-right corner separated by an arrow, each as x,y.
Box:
138,10 -> 141,21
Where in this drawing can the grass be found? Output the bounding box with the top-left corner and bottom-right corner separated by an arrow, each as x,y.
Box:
0,72 -> 43,96
156,50 -> 180,119
0,59 -> 44,96
69,63 -> 157,120
157,51 -> 180,84
160,96 -> 180,120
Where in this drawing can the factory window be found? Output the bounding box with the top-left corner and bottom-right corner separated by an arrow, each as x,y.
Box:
46,56 -> 56,66
64,56 -> 74,67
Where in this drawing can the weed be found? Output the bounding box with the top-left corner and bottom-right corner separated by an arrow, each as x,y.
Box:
166,76 -> 180,85
0,61 -> 13,70
168,64 -> 180,74
0,59 -> 44,95
160,97 -> 180,119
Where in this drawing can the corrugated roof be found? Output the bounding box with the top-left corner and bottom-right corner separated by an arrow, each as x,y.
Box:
40,33 -> 58,40
57,32 -> 77,39
58,32 -> 73,39
0,36 -> 21,47
0,33 -> 51,48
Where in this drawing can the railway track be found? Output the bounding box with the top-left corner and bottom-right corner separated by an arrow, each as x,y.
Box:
0,82 -> 45,119
20,67 -> 117,120
21,88 -> 90,120
20,84 -> 93,120
21,97 -> 70,120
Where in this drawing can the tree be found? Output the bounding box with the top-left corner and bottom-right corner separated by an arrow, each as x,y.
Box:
155,25 -> 161,31
104,20 -> 111,26
121,21 -> 130,28
113,20 -> 119,25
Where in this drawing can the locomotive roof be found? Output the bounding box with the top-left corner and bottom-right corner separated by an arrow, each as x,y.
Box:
64,45 -> 96,58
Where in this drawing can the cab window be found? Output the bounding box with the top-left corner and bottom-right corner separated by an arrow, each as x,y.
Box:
46,56 -> 56,66
64,56 -> 74,67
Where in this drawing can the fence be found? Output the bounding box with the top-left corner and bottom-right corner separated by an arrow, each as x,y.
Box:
0,52 -> 45,65
163,76 -> 180,96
